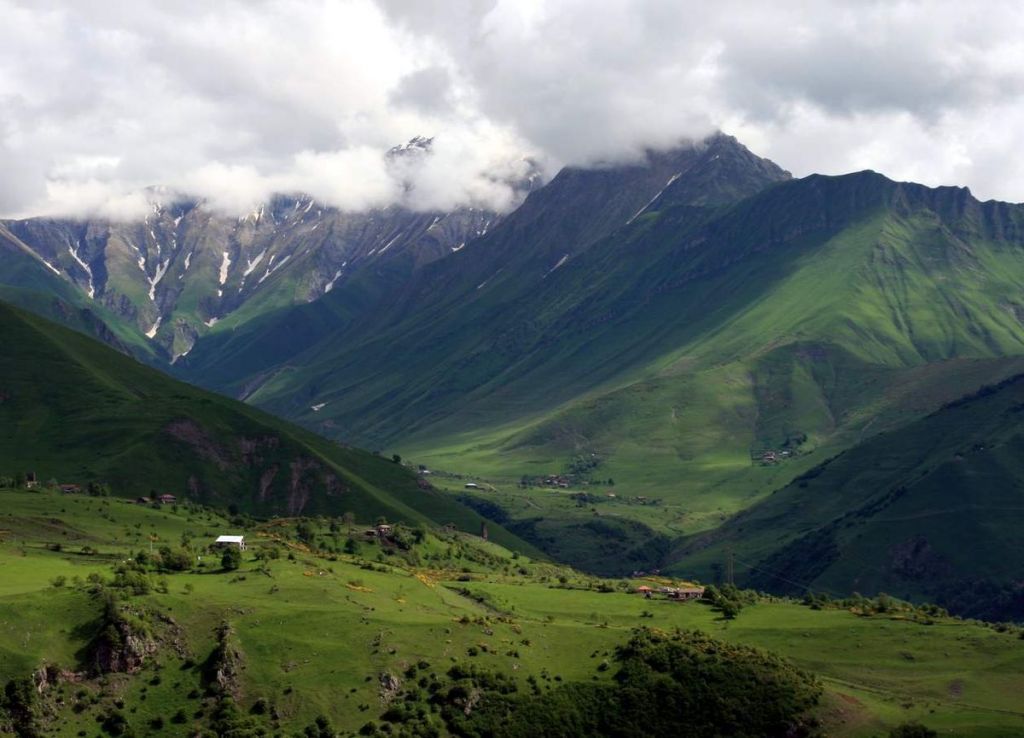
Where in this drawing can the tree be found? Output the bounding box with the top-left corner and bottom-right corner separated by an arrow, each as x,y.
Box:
3,676 -> 40,737
221,546 -> 242,572
719,599 -> 742,620
158,546 -> 192,572
86,481 -> 110,497
889,723 -> 938,738
304,715 -> 335,738
296,521 -> 315,545
391,453 -> 402,464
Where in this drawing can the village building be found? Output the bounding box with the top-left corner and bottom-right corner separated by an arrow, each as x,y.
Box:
669,586 -> 706,601
59,483 -> 82,494
214,535 -> 246,551
158,494 -> 177,504
376,523 -> 393,537
464,482 -> 480,489
25,472 -> 39,490
135,496 -> 152,505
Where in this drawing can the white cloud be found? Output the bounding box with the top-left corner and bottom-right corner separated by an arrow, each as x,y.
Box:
3,0 -> 1024,219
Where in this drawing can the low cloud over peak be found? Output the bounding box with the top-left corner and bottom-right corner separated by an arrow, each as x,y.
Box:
3,0 -> 1024,219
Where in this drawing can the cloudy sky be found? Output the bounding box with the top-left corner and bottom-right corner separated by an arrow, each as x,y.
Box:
2,0 -> 1024,218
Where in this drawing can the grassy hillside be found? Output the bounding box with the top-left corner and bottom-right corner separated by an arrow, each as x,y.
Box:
176,134 -> 789,397
373,175 -> 1024,573
2,487 -> 1023,737
672,372 -> 1024,621
0,301 -> 535,551
242,175 -> 1024,484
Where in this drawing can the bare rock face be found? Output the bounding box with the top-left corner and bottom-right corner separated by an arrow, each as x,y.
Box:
86,605 -> 158,676
378,672 -> 402,705
164,419 -> 233,471
203,621 -> 245,698
889,536 -> 952,581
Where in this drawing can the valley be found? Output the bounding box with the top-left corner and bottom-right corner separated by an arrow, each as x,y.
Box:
7,134 -> 1024,620
7,4 -> 1024,736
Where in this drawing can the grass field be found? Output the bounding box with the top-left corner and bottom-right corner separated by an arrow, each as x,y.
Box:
2,487 -> 1023,737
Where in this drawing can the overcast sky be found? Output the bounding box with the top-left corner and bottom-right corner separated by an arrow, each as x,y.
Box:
2,0 -> 1024,218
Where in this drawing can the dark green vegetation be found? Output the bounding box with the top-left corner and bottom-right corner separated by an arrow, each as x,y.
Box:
3,487 -> 1024,737
444,628 -> 820,738
677,373 -> 1024,622
0,301 -> 527,551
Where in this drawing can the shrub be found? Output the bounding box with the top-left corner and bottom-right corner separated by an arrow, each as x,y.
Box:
441,628 -> 820,737
221,546 -> 242,572
157,546 -> 192,572
889,723 -> 938,738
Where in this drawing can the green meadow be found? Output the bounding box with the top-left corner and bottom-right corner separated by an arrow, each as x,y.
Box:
2,488 -> 1023,737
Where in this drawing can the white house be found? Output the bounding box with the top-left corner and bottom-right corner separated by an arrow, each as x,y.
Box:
214,535 -> 246,551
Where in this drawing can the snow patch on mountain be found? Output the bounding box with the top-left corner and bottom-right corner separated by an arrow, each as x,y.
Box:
243,250 -> 267,277
145,315 -> 161,339
258,254 -> 290,284
626,172 -> 682,224
378,234 -> 402,255
543,254 -> 569,278
67,244 -> 95,298
219,251 -> 231,285
324,269 -> 344,293
148,260 -> 169,301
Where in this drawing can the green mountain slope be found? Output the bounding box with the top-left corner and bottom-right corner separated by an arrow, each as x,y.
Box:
0,301 -> 535,552
673,373 -> 1024,620
228,172 -> 1024,531
183,136 -> 791,433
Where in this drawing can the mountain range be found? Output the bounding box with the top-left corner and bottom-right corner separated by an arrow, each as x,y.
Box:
1,137 -> 538,363
5,132 -> 1024,616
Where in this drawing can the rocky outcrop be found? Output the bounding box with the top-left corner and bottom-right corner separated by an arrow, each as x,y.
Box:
378,672 -> 402,705
202,621 -> 245,698
164,419 -> 233,471
85,603 -> 158,676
